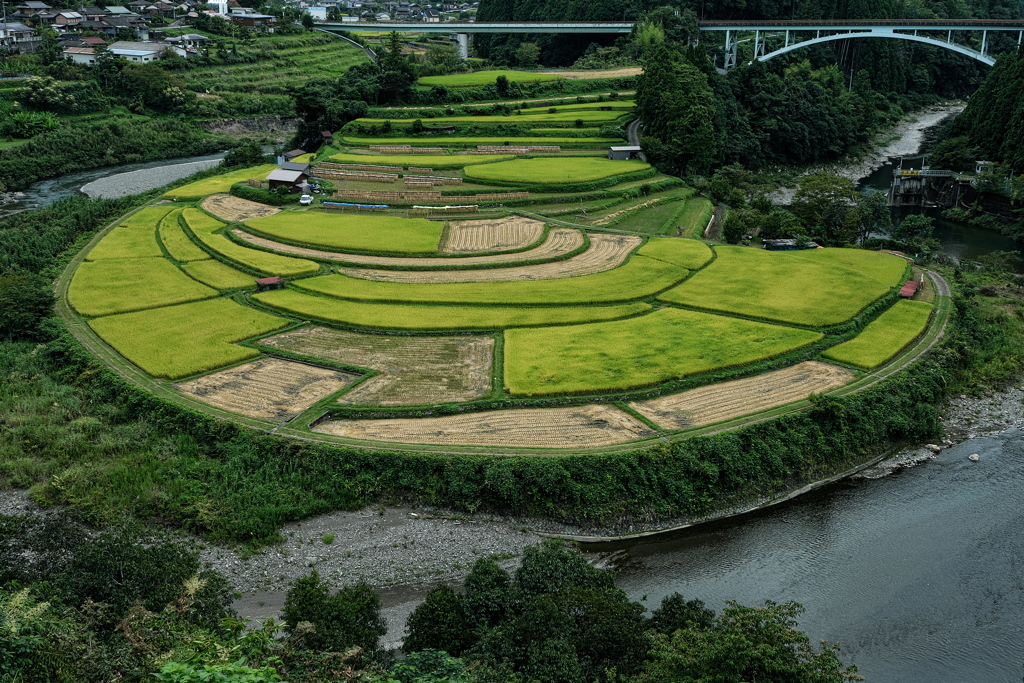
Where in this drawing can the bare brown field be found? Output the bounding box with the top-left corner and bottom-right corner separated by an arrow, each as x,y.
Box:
630,361 -> 854,430
314,404 -> 656,448
174,357 -> 358,422
232,227 -> 584,267
201,194 -> 281,222
440,217 -> 545,254
259,325 -> 493,405
340,233 -> 642,283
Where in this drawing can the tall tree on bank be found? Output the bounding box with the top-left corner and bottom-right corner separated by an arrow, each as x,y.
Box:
636,45 -> 717,176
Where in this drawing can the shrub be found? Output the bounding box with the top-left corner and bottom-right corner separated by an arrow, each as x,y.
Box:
403,585 -> 474,655
0,272 -> 55,341
283,571 -> 386,657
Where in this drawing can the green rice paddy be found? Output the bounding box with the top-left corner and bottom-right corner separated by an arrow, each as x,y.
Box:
418,70 -> 564,87
255,289 -> 652,330
181,259 -> 256,290
822,299 -> 934,369
326,153 -> 513,168
88,298 -> 289,379
244,211 -> 443,254
68,257 -> 217,317
504,308 -> 823,395
165,164 -> 277,199
464,157 -> 650,184
158,210 -> 210,262
182,209 -> 319,277
658,246 -> 905,327
340,137 -> 624,146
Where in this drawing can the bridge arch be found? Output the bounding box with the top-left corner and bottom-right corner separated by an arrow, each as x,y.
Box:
757,30 -> 995,66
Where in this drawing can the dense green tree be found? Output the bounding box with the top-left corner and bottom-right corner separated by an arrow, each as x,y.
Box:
0,272 -> 55,341
515,42 -> 541,67
403,585 -> 474,656
648,592 -> 715,634
222,140 -> 267,168
631,600 -> 861,683
636,45 -> 717,175
513,540 -> 614,603
462,556 -> 511,631
283,571 -> 386,656
791,172 -> 858,241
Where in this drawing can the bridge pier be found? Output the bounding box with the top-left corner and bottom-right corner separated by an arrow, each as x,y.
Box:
453,33 -> 469,60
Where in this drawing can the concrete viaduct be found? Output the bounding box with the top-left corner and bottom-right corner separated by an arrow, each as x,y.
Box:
317,18 -> 1024,65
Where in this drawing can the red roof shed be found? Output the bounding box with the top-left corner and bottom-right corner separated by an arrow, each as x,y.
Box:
899,280 -> 920,298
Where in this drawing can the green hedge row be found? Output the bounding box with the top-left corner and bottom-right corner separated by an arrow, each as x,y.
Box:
229,183 -> 301,206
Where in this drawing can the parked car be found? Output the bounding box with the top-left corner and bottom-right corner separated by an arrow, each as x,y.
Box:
299,194 -> 313,206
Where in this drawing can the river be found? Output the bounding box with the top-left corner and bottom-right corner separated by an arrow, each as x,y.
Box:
616,427 -> 1024,681
0,151 -> 226,219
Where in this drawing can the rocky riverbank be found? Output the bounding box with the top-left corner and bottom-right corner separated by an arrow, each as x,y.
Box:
770,101 -> 966,204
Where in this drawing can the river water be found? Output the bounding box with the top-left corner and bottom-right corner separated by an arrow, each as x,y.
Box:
617,429 -> 1024,681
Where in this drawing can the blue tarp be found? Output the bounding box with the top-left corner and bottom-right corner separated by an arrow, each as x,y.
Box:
322,201 -> 389,209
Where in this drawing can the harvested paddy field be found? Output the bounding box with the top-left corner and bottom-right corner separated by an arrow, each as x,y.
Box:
440,217 -> 545,254
259,326 -> 494,405
340,233 -> 642,284
175,357 -> 359,421
313,404 -> 656,448
231,227 -> 584,267
201,193 -> 281,222
630,361 -> 855,430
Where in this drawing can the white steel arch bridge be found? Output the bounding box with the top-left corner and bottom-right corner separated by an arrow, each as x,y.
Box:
317,18 -> 1024,63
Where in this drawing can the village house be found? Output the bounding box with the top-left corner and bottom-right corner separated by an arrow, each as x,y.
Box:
0,21 -> 40,53
53,10 -> 84,26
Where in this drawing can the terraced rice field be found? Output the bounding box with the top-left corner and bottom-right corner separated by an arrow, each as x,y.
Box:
465,157 -> 650,184
341,137 -> 623,147
159,210 -> 210,262
233,226 -> 583,268
182,34 -> 368,95
314,405 -> 656,448
201,193 -> 281,222
68,257 -> 217,317
659,246 -> 906,327
418,70 -> 564,87
340,233 -> 642,283
182,209 -> 319,277
175,357 -> 359,421
328,153 -> 513,168
822,299 -> 934,369
630,361 -> 855,430
259,326 -> 494,405
244,211 -> 443,254
294,253 -> 686,305
441,217 -> 545,254
254,289 -> 650,330
165,165 -> 277,199
359,110 -> 629,125
181,259 -> 256,290
504,308 -> 823,395
87,298 -> 289,379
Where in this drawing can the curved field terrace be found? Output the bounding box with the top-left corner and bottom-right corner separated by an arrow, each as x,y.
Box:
57,162 -> 948,453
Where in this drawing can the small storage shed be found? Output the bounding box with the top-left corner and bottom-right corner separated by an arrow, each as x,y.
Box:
266,168 -> 309,190
283,149 -> 307,161
608,145 -> 642,160
255,276 -> 284,292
